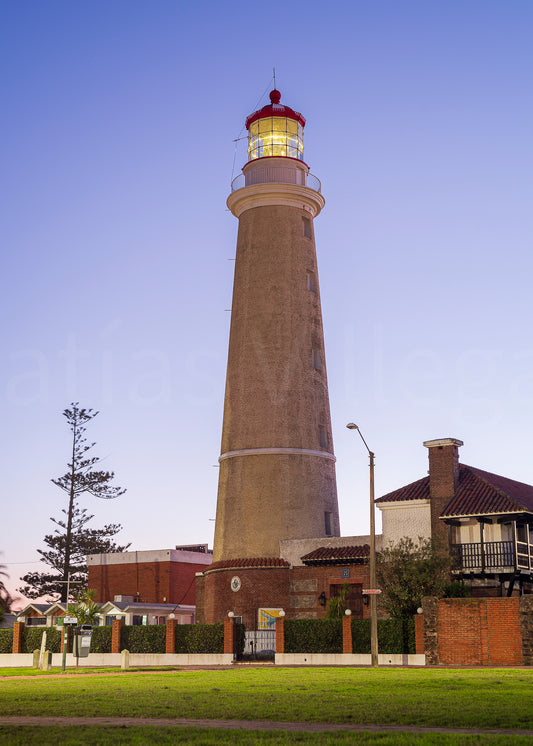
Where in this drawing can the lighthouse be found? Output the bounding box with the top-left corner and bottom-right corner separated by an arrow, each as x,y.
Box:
213,89 -> 340,563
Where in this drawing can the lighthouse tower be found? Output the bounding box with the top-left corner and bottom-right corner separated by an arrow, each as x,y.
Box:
213,89 -> 340,564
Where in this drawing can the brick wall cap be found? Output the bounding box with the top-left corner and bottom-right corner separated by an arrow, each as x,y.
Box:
423,438 -> 464,449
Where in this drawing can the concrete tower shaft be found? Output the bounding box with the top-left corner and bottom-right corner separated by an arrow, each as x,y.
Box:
213,92 -> 340,563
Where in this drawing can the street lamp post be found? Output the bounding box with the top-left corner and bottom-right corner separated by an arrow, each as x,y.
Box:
346,423 -> 378,667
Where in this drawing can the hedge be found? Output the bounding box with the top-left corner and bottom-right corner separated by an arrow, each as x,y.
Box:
285,619 -> 343,654
114,622 -> 238,655
283,618 -> 415,654
21,628 -> 62,654
90,626 -> 112,653
183,623 -> 224,654
121,624 -> 166,654
352,618 -> 415,654
0,629 -> 13,653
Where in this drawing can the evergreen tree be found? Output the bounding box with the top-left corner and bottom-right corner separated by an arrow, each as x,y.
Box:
19,404 -> 129,602
0,563 -> 14,620
376,536 -> 452,619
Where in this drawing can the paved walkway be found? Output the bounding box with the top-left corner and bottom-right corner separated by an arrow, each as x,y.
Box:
1,716 -> 533,736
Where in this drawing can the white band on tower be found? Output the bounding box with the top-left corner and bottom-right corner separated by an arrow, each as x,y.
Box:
219,447 -> 336,463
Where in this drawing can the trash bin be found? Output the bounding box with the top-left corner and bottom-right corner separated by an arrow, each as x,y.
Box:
73,625 -> 93,658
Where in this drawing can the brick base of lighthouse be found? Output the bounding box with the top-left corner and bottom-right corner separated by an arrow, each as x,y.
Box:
195,560 -> 371,629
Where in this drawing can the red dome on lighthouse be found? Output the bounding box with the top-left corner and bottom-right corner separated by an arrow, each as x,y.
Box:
245,89 -> 306,129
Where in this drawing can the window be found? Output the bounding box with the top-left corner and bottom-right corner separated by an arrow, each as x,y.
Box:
26,616 -> 46,626
248,117 -> 304,160
318,426 -> 328,448
132,615 -> 143,626
312,349 -> 322,370
325,511 -> 333,536
302,216 -> 312,238
306,270 -> 316,292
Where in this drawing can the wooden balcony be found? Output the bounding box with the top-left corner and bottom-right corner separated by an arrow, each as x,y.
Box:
451,540 -> 532,573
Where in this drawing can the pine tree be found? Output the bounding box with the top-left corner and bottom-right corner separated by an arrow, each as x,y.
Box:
19,403 -> 129,602
0,563 -> 14,620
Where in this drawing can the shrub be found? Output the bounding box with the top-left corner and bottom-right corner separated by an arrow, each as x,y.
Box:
120,625 -> 166,653
90,626 -> 112,653
285,619 -> 342,654
0,629 -> 13,653
174,624 -> 189,653
185,623 -> 224,654
282,617 -> 415,655
359,619 -> 414,654
444,581 -> 471,598
235,622 -> 246,657
351,618 -> 415,654
22,628 -> 62,653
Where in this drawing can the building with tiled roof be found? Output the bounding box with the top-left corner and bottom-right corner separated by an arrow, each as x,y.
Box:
376,438 -> 533,597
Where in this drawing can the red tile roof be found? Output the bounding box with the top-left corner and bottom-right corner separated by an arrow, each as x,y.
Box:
206,557 -> 290,571
376,463 -> 533,518
442,464 -> 533,517
376,476 -> 430,503
301,545 -> 370,565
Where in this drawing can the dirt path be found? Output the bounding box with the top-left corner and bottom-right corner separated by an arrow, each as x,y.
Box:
1,716 -> 533,736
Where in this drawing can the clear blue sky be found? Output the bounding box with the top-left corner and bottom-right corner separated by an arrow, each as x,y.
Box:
2,1 -> 533,605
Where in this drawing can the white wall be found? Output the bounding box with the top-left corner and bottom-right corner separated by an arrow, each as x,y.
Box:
379,500 -> 431,546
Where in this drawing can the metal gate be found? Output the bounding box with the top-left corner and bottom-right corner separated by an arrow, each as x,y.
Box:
244,629 -> 276,657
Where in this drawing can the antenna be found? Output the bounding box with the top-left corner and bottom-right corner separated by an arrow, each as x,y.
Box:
273,66 -> 276,89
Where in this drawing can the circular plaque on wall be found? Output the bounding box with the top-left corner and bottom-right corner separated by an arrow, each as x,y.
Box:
230,576 -> 241,592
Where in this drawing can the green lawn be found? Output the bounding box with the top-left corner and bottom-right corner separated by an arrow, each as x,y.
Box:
1,667 -> 532,732
1,726 -> 531,745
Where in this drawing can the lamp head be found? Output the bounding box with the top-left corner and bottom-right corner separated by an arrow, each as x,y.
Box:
346,422 -> 358,430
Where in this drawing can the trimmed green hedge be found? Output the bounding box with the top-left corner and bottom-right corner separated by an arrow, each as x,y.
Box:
113,622 -> 238,655
21,628 -> 62,654
285,619 -> 343,654
90,626 -> 112,653
184,623 -> 224,654
283,618 -> 415,654
175,622 -> 244,655
0,629 -> 13,653
352,618 -> 415,654
121,624 -> 166,654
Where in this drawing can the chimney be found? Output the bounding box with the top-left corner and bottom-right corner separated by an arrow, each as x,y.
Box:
423,438 -> 463,546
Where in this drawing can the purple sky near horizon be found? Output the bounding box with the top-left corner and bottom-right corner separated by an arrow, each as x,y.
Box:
2,1 -> 533,607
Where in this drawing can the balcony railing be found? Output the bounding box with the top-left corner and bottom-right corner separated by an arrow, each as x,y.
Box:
230,172 -> 322,193
451,541 -> 532,572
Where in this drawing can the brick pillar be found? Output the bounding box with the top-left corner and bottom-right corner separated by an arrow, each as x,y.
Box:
422,596 -> 439,665
519,594 -> 533,665
111,618 -> 124,653
342,614 -> 352,654
414,613 -> 424,654
224,619 -> 235,655
424,438 -> 463,547
276,616 -> 285,654
12,621 -> 24,653
166,618 -> 177,654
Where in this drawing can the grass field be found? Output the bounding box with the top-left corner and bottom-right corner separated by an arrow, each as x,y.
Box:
1,666 -> 532,744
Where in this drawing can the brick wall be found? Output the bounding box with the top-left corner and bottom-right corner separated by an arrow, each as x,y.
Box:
88,560 -> 207,605
422,597 -> 523,666
200,566 -> 291,628
198,563 -> 371,627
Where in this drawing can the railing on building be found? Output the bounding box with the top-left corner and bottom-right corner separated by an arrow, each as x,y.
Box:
230,172 -> 322,193
451,540 -> 532,572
